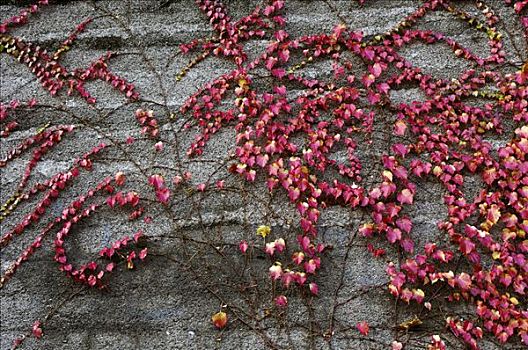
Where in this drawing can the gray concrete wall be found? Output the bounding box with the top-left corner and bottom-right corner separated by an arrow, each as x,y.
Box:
1,1 -> 526,349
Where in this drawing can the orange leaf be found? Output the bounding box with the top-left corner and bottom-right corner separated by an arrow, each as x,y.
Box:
211,311 -> 227,329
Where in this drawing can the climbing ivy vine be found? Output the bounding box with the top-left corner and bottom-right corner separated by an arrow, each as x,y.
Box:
1,1 -> 527,349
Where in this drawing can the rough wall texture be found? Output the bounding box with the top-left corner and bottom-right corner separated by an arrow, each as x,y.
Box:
1,1 -> 527,350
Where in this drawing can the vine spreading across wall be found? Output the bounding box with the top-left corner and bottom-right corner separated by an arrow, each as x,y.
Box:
1,0 -> 527,349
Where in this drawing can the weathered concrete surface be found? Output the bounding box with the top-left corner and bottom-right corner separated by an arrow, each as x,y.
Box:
1,1 -> 526,349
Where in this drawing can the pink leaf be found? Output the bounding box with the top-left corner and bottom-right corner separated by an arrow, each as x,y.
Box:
156,188 -> 171,204
269,263 -> 282,280
239,240 -> 248,254
271,68 -> 286,78
114,172 -> 126,186
356,321 -> 369,335
371,62 -> 382,77
275,238 -> 285,252
265,242 -> 276,256
32,321 -> 43,338
148,174 -> 165,190
397,189 -> 413,205
387,227 -> 402,244
304,259 -> 317,274
309,282 -> 319,295
274,295 -> 288,307
393,120 -> 407,136
292,251 -> 304,265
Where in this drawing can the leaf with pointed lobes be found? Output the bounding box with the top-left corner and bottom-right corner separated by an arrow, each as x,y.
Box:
139,248 -> 148,260
356,321 -> 369,335
292,251 -> 304,265
397,188 -> 413,204
257,225 -> 271,238
265,242 -> 276,256
274,238 -> 285,252
156,188 -> 171,204
148,174 -> 165,190
269,263 -> 282,280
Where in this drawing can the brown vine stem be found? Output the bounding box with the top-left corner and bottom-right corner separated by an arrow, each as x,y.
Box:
12,286 -> 87,347
150,252 -> 281,350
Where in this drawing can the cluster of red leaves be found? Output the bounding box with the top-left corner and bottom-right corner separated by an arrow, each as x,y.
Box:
0,0 -> 48,34
148,174 -> 171,204
1,0 -> 527,348
0,143 -> 108,287
0,12 -> 138,103
0,2 -> 152,348
0,0 -> 148,290
506,0 -> 528,36
55,184 -> 147,288
136,108 -> 160,138
0,145 -> 105,287
2,142 -> 149,348
177,0 -> 284,80
0,99 -> 37,137
1,99 -> 149,347
0,125 -> 78,246
178,0 -> 528,347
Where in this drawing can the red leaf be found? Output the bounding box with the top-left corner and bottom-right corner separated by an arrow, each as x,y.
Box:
397,189 -> 413,205
356,321 -> 369,335
32,320 -> 43,339
211,311 -> 227,329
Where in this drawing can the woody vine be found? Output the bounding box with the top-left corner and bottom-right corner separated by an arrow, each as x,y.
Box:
1,0 -> 527,349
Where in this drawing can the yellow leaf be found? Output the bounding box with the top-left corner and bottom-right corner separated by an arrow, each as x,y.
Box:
257,225 -> 271,238
397,316 -> 422,330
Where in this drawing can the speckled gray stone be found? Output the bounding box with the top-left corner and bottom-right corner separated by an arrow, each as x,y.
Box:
1,1 -> 526,349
